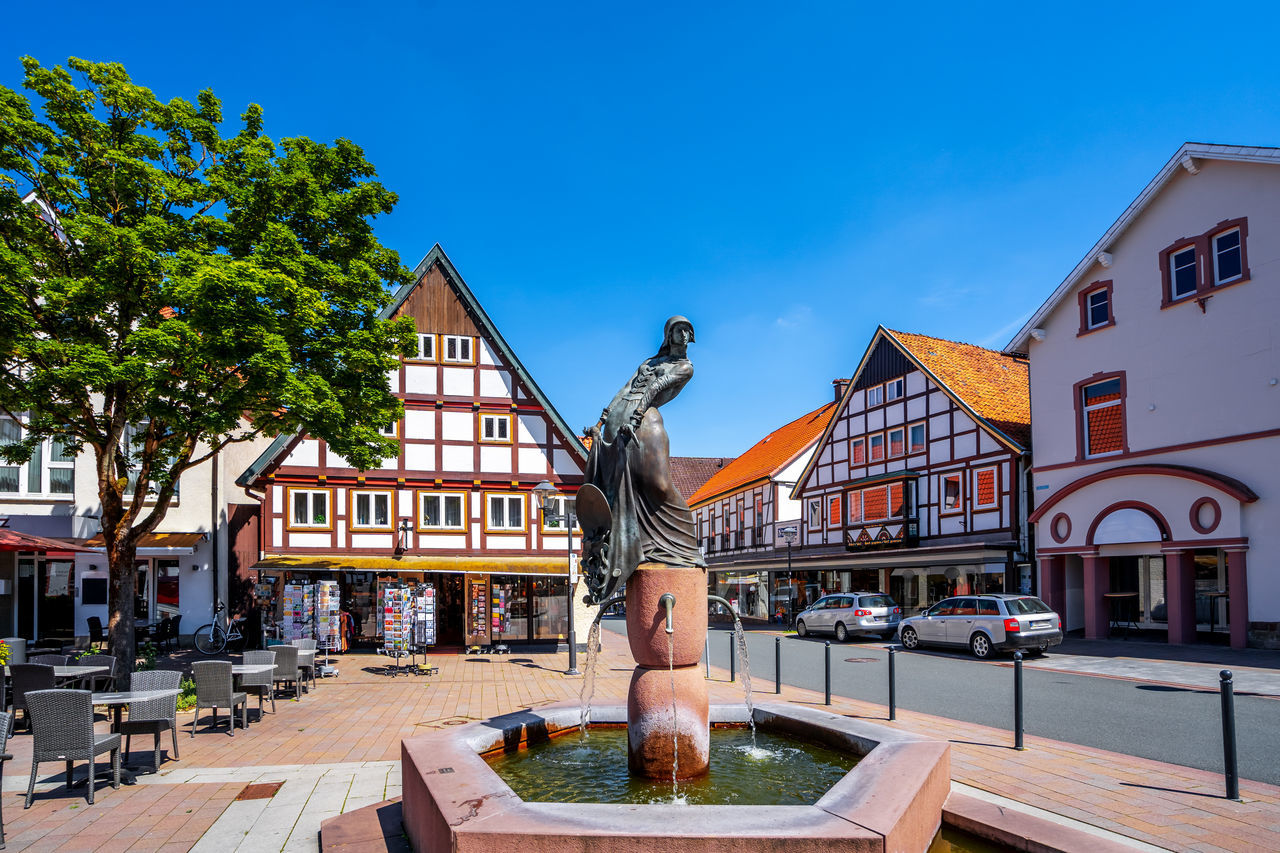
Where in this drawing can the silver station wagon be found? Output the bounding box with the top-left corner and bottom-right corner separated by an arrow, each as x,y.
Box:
795,593 -> 901,642
897,594 -> 1063,659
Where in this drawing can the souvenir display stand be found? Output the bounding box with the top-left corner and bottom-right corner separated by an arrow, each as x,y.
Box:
412,584 -> 440,676
282,583 -> 315,642
381,584 -> 414,677
315,579 -> 341,677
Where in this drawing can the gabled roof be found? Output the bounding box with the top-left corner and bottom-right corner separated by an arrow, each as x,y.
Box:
238,244 -> 586,487
688,402 -> 837,507
1004,142 -> 1280,353
792,327 -> 1029,497
670,457 -> 735,502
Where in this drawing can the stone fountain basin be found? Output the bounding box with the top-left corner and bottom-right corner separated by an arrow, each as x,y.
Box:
401,702 -> 950,852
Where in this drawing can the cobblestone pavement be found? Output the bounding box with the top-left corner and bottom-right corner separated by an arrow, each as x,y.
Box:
1,634 -> 1277,852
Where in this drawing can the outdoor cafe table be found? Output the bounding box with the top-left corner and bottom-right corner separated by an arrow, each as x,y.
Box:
91,688 -> 182,732
5,665 -> 110,685
232,663 -> 275,681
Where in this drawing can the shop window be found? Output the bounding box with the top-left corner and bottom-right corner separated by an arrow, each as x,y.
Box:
941,474 -> 962,513
869,434 -> 885,462
851,438 -> 865,465
419,491 -> 465,530
156,559 -> 181,617
847,490 -> 862,524
973,468 -> 997,509
863,486 -> 888,521
487,493 -> 526,533
352,491 -> 392,529
886,378 -> 904,401
908,422 -> 926,454
1080,376 -> 1124,458
867,385 -> 884,407
442,334 -> 474,364
480,413 -> 512,444
531,577 -> 568,639
289,488 -> 331,528
888,427 -> 905,458
415,333 -> 436,361
827,494 -> 841,527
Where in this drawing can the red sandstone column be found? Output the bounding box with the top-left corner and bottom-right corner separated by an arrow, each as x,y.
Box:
1165,550 -> 1197,645
1082,554 -> 1109,640
1226,549 -> 1249,650
625,562 -> 710,779
1037,555 -> 1065,615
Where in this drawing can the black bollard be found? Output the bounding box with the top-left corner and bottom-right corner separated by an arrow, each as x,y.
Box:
729,632 -> 736,682
1221,670 -> 1239,800
1014,651 -> 1025,751
775,636 -> 782,694
824,641 -> 832,705
888,647 -> 897,721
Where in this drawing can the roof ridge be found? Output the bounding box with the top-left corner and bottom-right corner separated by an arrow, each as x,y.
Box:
885,328 -> 1026,361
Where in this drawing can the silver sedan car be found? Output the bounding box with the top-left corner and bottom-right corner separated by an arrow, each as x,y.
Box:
795,593 -> 902,642
897,594 -> 1062,659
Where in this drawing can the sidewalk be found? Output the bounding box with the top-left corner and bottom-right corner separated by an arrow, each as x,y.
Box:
1,635 -> 1277,852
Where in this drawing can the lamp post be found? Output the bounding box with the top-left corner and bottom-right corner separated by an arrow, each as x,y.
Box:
780,525 -> 798,627
533,480 -> 579,675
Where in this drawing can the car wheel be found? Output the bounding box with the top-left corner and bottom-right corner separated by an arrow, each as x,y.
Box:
900,626 -> 919,650
796,620 -> 808,638
835,622 -> 848,643
969,633 -> 993,659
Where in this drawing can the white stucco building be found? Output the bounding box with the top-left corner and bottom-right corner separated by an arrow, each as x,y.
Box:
1006,143 -> 1280,649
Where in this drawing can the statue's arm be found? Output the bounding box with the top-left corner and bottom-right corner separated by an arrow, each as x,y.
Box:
631,362 -> 693,424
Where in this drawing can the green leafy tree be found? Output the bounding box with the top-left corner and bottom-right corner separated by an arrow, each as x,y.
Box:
0,57 -> 415,674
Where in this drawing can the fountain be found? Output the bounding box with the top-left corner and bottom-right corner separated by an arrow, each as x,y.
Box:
322,317 -> 1058,851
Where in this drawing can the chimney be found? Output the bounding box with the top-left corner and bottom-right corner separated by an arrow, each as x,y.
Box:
832,378 -> 851,403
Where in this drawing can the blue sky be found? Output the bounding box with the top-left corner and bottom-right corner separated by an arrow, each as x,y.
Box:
5,2 -> 1280,456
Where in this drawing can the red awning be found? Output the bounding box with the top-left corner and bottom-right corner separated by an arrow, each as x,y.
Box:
0,528 -> 93,554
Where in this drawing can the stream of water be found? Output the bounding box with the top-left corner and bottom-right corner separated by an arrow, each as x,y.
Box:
667,631 -> 681,800
579,620 -> 602,735
729,615 -> 758,750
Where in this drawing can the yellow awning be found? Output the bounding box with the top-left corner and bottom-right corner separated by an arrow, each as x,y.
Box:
252,554 -> 569,575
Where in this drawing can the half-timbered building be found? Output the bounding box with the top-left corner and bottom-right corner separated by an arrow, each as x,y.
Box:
688,399 -> 837,622
790,328 -> 1032,615
237,245 -> 588,648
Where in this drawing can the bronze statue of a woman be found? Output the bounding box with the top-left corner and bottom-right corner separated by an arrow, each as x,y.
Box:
578,316 -> 707,605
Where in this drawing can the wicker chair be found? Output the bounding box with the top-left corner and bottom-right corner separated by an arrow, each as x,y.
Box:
271,644 -> 301,699
119,670 -> 180,771
153,617 -> 171,652
78,654 -> 117,693
241,650 -> 276,718
292,639 -> 318,691
23,689 -> 121,807
190,661 -> 247,737
11,664 -> 55,731
29,654 -> 68,667
85,617 -> 105,653
0,710 -> 11,847
168,615 -> 183,651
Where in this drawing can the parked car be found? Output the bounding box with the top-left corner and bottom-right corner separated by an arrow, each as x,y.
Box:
795,593 -> 901,642
897,594 -> 1062,659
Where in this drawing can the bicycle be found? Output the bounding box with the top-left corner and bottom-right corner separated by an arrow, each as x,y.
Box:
194,602 -> 247,655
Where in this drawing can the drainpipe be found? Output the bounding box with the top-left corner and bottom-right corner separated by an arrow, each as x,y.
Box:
211,452 -> 219,618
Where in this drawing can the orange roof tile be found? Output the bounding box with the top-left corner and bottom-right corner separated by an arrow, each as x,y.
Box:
884,329 -> 1030,447
689,402 -> 837,506
670,457 -> 735,501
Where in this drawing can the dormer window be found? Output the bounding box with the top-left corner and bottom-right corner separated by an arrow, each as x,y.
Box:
442,335 -> 474,364
866,385 -> 884,407
415,333 -> 436,361
885,378 -> 904,401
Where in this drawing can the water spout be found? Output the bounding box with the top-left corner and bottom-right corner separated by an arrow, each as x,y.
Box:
659,593 -> 676,634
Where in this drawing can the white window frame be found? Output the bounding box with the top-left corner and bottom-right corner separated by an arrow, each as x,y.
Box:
886,378 -> 904,401
807,499 -> 821,530
1086,288 -> 1110,328
288,488 -> 331,529
862,485 -> 889,522
908,422 -> 926,454
415,333 -> 436,361
0,416 -> 75,498
869,433 -> 885,462
1082,378 -> 1124,459
866,384 -> 884,407
850,437 -> 865,465
418,490 -> 466,531
377,420 -> 398,437
486,492 -> 527,533
826,494 -> 842,529
1213,228 -> 1243,285
1170,245 -> 1197,300
351,490 -> 393,530
442,335 -> 474,364
846,489 -> 862,524
972,467 -> 998,510
479,413 -> 512,444
541,495 -> 580,533
887,427 -> 905,458
940,473 -> 963,514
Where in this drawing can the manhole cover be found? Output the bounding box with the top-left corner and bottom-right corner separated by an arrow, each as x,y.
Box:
844,657 -> 878,663
236,781 -> 283,801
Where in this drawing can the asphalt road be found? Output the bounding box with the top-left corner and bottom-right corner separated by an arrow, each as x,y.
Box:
602,619 -> 1280,786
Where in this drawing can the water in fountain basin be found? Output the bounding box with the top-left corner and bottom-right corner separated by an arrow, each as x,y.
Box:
579,620 -> 602,735
730,615 -> 758,750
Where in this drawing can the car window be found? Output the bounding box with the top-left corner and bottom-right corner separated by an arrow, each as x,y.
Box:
835,597 -> 854,609
860,594 -> 894,608
977,600 -> 1000,616
809,597 -> 831,610
929,599 -> 957,617
953,598 -> 978,616
1006,597 -> 1053,615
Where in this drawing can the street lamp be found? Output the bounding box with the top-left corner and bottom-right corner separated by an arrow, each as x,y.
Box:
779,525 -> 798,627
533,479 -> 580,675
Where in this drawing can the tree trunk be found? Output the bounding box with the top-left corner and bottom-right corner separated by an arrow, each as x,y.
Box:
105,530 -> 138,680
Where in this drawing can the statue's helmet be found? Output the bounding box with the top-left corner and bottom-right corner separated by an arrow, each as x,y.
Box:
659,315 -> 695,356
